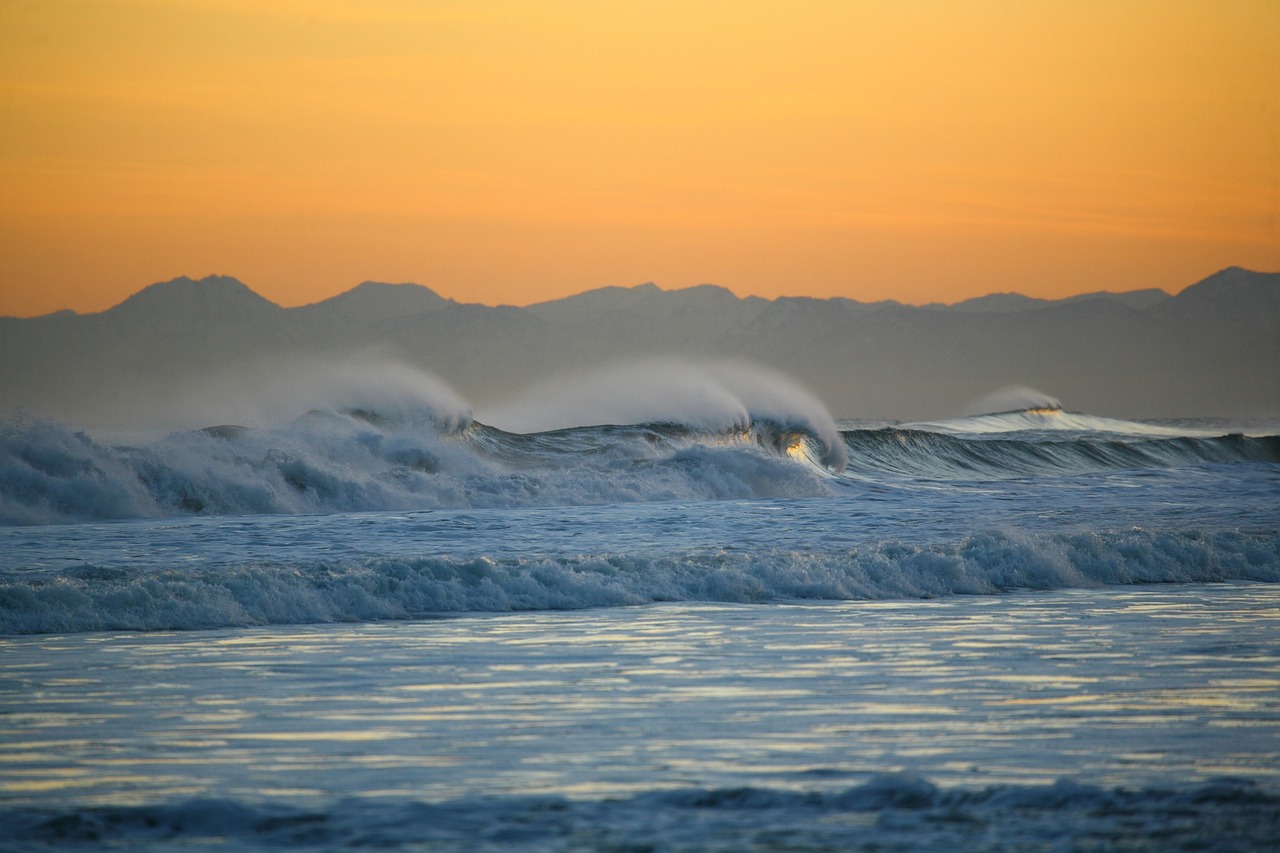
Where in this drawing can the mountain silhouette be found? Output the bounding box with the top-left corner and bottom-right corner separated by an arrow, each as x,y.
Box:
1,268 -> 1276,427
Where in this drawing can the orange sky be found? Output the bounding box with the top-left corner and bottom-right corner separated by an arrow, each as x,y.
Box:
1,0 -> 1277,317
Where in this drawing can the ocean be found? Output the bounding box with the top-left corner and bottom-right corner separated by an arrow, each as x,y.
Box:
2,387 -> 1278,850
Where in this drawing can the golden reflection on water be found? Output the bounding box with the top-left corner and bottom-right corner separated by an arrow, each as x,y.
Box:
1,584 -> 1278,807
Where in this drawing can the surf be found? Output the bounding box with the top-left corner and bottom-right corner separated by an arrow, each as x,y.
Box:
4,525 -> 1278,635
2,359 -> 1277,525
3,407 -> 1277,526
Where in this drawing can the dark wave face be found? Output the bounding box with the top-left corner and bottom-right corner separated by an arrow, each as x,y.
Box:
5,775 -> 1276,851
840,427 -> 1280,480
0,413 -> 840,525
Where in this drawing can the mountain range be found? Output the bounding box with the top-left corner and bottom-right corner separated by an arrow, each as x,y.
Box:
1,267 -> 1277,427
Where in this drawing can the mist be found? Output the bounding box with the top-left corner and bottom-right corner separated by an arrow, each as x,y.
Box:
28,355 -> 472,443
961,386 -> 1063,418
1,267 -> 1275,429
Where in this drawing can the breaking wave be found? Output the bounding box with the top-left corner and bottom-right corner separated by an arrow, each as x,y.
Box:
960,384 -> 1062,417
0,359 -> 874,524
4,527 -> 1277,634
0,412 -> 837,526
477,359 -> 846,468
2,403 -> 1276,525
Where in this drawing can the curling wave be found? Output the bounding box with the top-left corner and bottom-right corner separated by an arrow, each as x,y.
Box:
2,402 -> 1277,525
0,411 -> 840,525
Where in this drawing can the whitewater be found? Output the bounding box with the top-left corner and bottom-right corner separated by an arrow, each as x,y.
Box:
2,363 -> 1278,850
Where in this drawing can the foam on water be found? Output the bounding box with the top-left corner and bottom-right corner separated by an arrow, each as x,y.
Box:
0,359 -> 874,524
4,584 -> 1279,851
4,527 -> 1276,634
4,362 -> 1277,850
0,411 -> 837,525
3,370 -> 1278,635
2,402 -> 1275,525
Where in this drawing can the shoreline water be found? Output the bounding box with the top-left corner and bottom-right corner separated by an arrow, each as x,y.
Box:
3,584 -> 1278,849
4,403 -> 1278,848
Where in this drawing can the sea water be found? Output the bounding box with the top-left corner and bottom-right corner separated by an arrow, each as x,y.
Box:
1,400 -> 1278,849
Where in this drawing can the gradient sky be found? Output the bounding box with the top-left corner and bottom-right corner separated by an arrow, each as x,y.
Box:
2,0 -> 1277,317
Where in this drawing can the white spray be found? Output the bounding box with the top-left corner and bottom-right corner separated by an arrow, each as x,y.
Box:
477,358 -> 846,468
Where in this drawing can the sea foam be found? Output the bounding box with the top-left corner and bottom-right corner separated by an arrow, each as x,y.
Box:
6,395 -> 1275,526
4,527 -> 1276,635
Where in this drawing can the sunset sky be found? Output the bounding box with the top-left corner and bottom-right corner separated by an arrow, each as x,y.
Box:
2,0 -> 1277,317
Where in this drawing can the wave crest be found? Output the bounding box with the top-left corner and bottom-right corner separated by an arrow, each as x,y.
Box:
476,359 -> 847,469
960,385 -> 1062,417
4,528 -> 1276,634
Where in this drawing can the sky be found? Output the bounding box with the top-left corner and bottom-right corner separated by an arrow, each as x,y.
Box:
1,0 -> 1277,317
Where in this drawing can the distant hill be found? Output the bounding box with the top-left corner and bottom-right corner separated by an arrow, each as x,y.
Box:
946,288 -> 1170,314
289,281 -> 453,332
1,269 -> 1276,426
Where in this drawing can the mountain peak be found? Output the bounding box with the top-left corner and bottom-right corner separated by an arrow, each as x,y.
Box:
673,283 -> 737,300
293,281 -> 451,326
105,275 -> 280,320
1180,266 -> 1273,295
1156,267 -> 1280,332
1173,267 -> 1279,303
314,280 -> 448,307
349,280 -> 443,294
949,292 -> 1046,313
